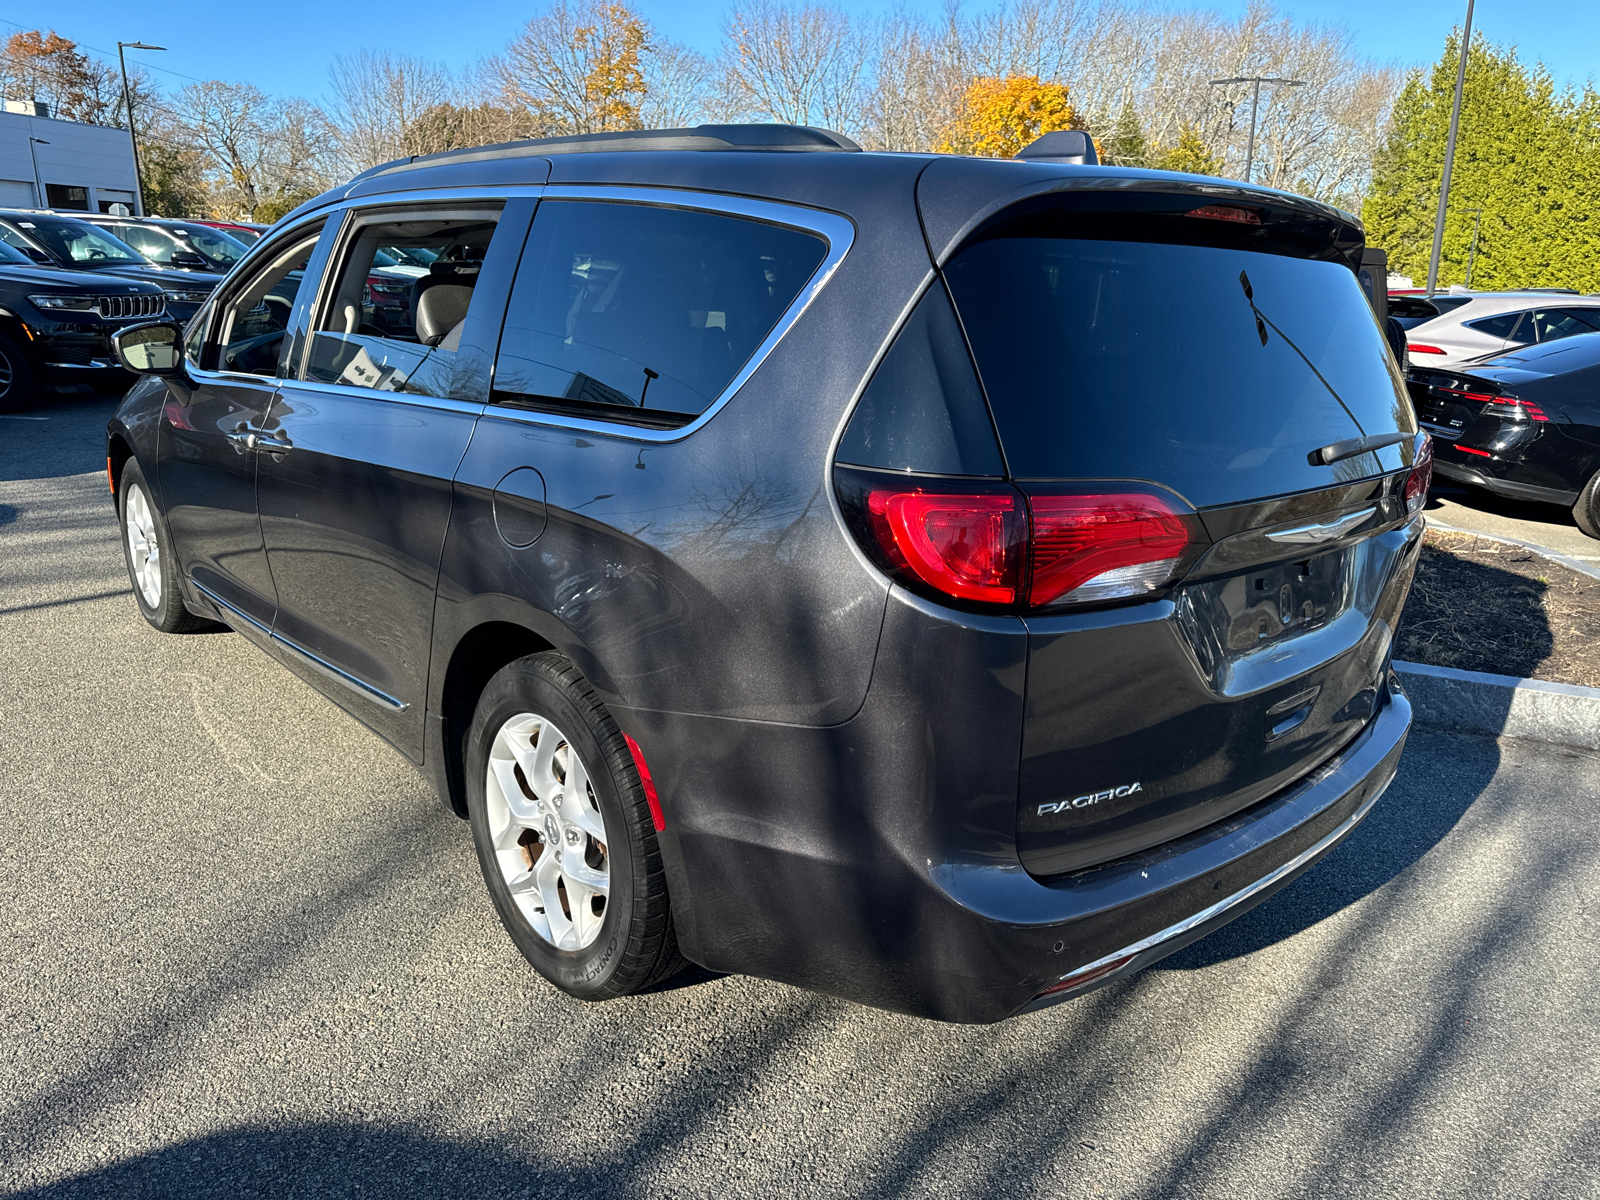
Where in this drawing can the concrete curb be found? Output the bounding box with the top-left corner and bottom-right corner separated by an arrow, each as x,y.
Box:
1394,660 -> 1600,750
1426,519 -> 1600,583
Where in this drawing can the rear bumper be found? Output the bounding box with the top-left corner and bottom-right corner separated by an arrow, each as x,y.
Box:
619,588 -> 1412,1024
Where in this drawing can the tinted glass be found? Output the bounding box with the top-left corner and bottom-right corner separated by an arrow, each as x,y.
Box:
4,217 -> 143,268
0,239 -> 30,265
945,238 -> 1413,506
304,212 -> 499,397
1532,308 -> 1600,342
112,223 -> 181,262
1467,311 -> 1525,341
836,281 -> 1003,476
493,200 -> 827,423
214,229 -> 322,376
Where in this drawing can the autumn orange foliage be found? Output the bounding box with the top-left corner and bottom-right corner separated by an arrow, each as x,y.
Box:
576,3 -> 648,131
939,75 -> 1082,158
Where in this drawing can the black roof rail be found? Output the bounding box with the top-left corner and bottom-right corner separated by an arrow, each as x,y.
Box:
349,123 -> 861,185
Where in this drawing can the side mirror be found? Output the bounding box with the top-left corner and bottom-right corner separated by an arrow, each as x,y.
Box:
113,320 -> 184,375
170,250 -> 208,268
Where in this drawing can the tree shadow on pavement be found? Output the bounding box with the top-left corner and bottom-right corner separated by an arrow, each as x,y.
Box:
9,1124 -> 600,1200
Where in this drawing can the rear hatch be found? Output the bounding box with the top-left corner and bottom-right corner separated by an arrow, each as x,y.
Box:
920,169 -> 1426,877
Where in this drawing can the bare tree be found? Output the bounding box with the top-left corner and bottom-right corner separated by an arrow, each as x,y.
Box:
720,1 -> 869,133
498,0 -> 654,135
640,42 -> 717,128
329,50 -> 456,171
174,80 -> 338,218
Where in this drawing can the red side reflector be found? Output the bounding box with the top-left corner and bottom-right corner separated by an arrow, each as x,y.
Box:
1187,204 -> 1261,225
1036,952 -> 1138,999
106,456 -> 114,494
1027,494 -> 1192,607
622,733 -> 665,831
1409,344 -> 1447,355
867,490 -> 1023,604
1456,445 -> 1492,457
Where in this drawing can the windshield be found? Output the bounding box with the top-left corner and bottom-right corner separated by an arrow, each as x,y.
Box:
8,217 -> 144,268
173,224 -> 247,267
945,237 -> 1415,507
373,244 -> 439,269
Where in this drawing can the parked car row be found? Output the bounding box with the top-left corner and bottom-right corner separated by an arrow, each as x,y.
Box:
0,209 -> 263,412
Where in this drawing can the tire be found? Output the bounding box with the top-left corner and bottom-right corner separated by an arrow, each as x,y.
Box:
119,460 -> 208,633
1573,470 -> 1600,540
465,652 -> 683,1000
0,330 -> 38,413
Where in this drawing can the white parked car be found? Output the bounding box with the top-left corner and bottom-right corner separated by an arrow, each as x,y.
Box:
1404,291 -> 1600,366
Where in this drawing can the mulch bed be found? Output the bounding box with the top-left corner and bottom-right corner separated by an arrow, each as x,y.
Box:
1396,529 -> 1600,688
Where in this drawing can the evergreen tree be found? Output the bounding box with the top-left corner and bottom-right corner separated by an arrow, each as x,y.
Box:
1102,103 -> 1149,167
1364,33 -> 1600,291
1151,125 -> 1220,176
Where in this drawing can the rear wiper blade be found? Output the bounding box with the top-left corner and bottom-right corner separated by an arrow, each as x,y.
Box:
1307,432 -> 1411,466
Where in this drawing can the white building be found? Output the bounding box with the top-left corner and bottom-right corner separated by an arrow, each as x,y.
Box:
0,101 -> 141,214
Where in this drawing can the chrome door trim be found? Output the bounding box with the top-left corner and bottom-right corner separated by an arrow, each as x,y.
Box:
275,375 -> 487,418
192,579 -> 411,713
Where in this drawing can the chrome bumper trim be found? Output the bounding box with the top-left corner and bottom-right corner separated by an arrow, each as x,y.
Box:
1045,765 -> 1396,994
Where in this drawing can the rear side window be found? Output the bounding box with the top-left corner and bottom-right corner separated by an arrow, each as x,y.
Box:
835,281 -> 1002,476
492,200 -> 827,427
1467,311 -> 1526,341
944,238 -> 1413,507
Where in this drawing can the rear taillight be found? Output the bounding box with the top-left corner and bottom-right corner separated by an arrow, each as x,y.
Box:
1027,494 -> 1192,606
1436,384 -> 1547,422
866,490 -> 1025,604
844,470 -> 1198,611
1405,435 -> 1434,514
1409,344 -> 1447,355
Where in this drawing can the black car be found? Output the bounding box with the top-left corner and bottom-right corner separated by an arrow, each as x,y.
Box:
1409,332 -> 1600,536
104,125 -> 1423,1023
0,210 -> 221,324
79,213 -> 251,275
0,237 -> 165,410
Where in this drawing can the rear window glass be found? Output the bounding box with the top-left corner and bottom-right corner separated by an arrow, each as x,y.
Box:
492,200 -> 827,426
944,238 -> 1414,507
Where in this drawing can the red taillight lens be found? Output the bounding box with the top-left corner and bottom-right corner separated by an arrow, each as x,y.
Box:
1405,435 -> 1433,514
1409,344 -> 1447,355
867,490 -> 1023,604
1027,493 -> 1193,607
1436,385 -> 1546,422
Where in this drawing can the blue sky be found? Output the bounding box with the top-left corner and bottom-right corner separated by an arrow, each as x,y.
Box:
11,0 -> 1597,106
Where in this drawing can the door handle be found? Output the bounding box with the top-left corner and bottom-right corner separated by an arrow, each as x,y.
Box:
253,433 -> 293,455
225,427 -> 258,453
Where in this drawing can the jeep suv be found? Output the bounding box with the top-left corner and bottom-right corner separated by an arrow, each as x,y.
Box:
0,237 -> 165,410
105,124 -> 1424,1022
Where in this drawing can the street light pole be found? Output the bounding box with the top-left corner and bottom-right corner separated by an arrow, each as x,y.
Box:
1426,1 -> 1475,298
27,137 -> 48,207
1209,76 -> 1305,183
1464,207 -> 1483,289
116,41 -> 166,217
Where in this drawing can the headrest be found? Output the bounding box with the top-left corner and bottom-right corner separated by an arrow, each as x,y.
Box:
414,282 -> 474,347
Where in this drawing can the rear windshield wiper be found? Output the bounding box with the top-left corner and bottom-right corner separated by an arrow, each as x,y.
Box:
1307,431 -> 1411,466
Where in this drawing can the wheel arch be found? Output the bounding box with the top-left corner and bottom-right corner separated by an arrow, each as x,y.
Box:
434,619 -> 558,816
107,428 -> 135,507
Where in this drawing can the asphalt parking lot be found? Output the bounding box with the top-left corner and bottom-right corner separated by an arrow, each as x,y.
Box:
3,394 -> 1599,1199
1426,483 -> 1600,567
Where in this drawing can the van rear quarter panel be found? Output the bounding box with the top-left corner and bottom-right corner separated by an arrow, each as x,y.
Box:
433,153 -> 936,725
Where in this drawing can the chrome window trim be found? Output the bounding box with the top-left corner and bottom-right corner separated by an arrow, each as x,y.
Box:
280,376 -> 486,417
203,185 -> 853,437
489,185 -> 854,443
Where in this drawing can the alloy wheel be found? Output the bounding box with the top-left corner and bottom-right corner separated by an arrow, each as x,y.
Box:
125,485 -> 162,609
0,347 -> 12,399
484,713 -> 610,950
